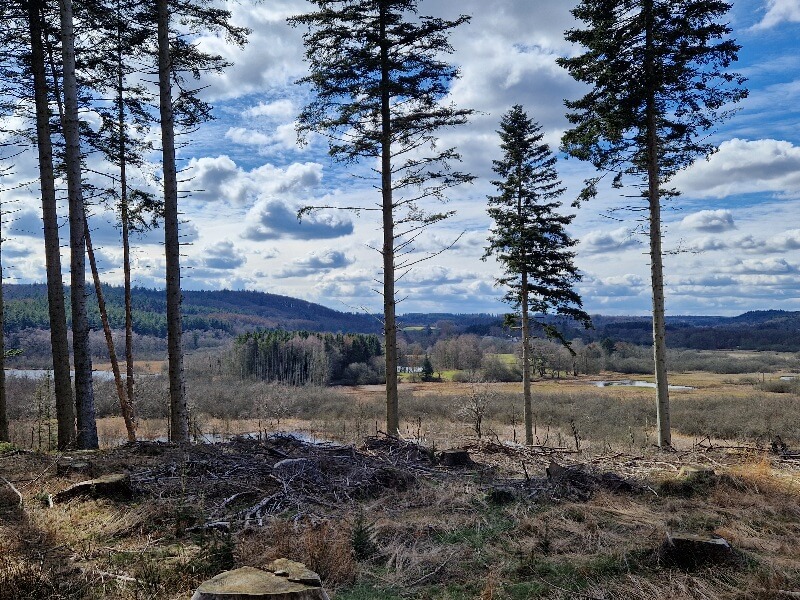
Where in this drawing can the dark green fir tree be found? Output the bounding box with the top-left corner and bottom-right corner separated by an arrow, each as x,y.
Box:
558,0 -> 747,447
484,105 -> 591,446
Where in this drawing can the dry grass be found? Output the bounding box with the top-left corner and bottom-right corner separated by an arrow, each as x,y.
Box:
4,360 -> 800,599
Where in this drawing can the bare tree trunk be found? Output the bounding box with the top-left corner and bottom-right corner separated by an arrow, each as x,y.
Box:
157,0 -> 188,442
0,238 -> 7,442
26,0 -> 75,450
60,0 -> 98,449
645,0 -> 671,448
521,274 -> 533,446
379,3 -> 398,436
116,18 -> 136,432
85,221 -> 136,441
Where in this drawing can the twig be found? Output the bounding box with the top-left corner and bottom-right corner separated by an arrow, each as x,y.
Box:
91,569 -> 139,584
408,551 -> 458,587
20,452 -> 63,491
0,475 -> 23,508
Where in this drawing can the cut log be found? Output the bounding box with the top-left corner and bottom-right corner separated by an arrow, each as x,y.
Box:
52,474 -> 132,503
191,564 -> 330,600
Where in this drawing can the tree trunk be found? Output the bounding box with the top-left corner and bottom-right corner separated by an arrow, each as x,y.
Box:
521,275 -> 533,445
644,0 -> 671,448
157,0 -> 189,442
60,0 -> 98,449
379,2 -> 399,436
26,0 -> 75,450
0,237 -> 7,442
85,222 -> 136,441
517,154 -> 533,445
116,0 -> 136,429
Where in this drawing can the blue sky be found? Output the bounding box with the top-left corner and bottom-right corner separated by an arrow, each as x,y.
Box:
4,0 -> 800,317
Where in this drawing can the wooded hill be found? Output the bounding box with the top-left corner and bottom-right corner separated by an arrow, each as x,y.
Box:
4,284 -> 800,351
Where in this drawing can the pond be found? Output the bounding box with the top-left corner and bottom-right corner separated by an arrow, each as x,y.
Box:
591,379 -> 695,390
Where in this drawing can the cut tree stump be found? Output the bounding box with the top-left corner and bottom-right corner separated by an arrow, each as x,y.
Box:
191,562 -> 330,600
52,474 -> 132,503
658,532 -> 735,569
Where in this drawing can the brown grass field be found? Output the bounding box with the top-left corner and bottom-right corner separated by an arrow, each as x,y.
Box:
2,367 -> 800,599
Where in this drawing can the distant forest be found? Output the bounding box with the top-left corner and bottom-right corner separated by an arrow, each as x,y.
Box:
4,284 -> 800,353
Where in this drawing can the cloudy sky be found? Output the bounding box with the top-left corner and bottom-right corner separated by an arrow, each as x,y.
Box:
3,0 -> 800,317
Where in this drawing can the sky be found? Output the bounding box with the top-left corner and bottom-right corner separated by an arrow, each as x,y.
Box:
3,0 -> 800,317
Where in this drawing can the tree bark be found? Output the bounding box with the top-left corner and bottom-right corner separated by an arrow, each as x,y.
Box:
379,2 -> 399,436
26,0 -> 75,450
60,0 -> 98,449
157,0 -> 189,442
521,274 -> 533,445
116,0 -> 136,427
85,222 -> 136,441
644,0 -> 671,448
0,237 -> 7,442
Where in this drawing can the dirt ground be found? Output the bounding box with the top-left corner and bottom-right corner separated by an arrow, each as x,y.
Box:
2,434 -> 800,600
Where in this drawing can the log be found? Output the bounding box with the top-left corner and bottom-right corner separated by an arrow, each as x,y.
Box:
53,474 -> 132,503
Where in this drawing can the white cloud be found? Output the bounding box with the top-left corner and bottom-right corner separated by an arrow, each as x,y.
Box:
184,156 -> 323,206
680,210 -> 736,232
674,138 -> 800,198
200,240 -> 247,270
581,228 -> 643,254
753,0 -> 800,29
243,99 -> 295,119
277,248 -> 354,278
241,199 -> 354,240
225,128 -> 273,147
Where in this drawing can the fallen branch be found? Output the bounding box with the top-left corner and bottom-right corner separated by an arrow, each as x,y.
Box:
408,551 -> 458,587
0,475 -> 23,508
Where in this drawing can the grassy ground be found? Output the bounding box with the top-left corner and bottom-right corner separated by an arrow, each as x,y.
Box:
3,365 -> 800,598
1,436 -> 800,599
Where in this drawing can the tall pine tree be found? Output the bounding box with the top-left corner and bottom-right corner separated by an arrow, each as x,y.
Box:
290,0 -> 474,435
484,105 -> 590,446
558,0 -> 746,447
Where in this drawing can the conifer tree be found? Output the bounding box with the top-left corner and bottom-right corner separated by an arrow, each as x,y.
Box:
484,105 -> 590,446
289,0 -> 474,435
22,0 -> 77,449
154,0 -> 247,442
558,0 -> 747,447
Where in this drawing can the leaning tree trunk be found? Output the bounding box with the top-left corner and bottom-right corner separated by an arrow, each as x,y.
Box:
644,0 -> 671,448
379,3 -> 398,436
85,222 -> 136,441
26,0 -> 75,449
60,0 -> 98,449
157,0 -> 189,442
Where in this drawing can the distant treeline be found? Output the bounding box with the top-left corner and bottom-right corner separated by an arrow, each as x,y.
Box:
6,283 -> 800,353
230,330 -> 383,385
3,283 -> 381,337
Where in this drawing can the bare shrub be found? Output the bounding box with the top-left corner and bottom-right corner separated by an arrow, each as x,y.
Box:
237,519 -> 356,587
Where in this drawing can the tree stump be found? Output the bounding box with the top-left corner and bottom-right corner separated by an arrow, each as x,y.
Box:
438,449 -> 471,467
191,562 -> 330,600
658,532 -> 734,569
